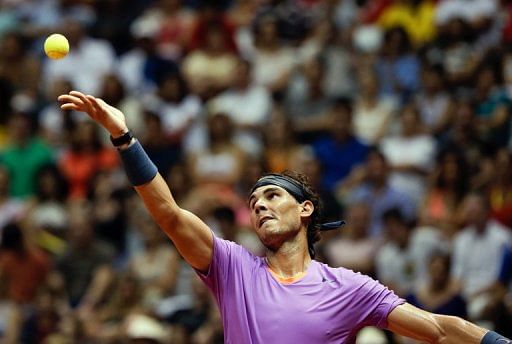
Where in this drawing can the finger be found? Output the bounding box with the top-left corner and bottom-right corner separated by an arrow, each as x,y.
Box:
60,103 -> 79,110
86,95 -> 105,114
70,91 -> 94,111
69,90 -> 87,98
58,94 -> 83,104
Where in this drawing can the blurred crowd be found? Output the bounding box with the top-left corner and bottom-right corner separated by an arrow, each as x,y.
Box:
1,0 -> 512,343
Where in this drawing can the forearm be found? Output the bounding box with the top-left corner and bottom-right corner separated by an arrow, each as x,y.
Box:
435,315 -> 487,344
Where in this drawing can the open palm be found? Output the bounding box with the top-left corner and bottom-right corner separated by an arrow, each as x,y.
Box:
58,91 -> 128,137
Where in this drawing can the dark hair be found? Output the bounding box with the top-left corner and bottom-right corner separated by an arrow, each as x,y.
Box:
35,163 -> 69,202
278,170 -> 323,258
0,222 -> 24,252
382,207 -> 415,228
213,206 -> 236,224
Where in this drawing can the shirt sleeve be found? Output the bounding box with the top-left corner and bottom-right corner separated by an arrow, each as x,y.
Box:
196,234 -> 255,301
346,270 -> 406,330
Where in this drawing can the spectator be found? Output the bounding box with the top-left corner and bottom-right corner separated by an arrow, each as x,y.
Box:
24,163 -> 68,253
415,63 -> 455,137
209,57 -> 272,157
0,166 -> 26,233
187,112 -> 246,188
0,31 -> 41,102
406,249 -> 467,317
128,211 -> 180,308
420,147 -> 469,235
322,202 -> 380,275
487,148 -> 512,228
352,70 -> 397,145
473,63 -> 511,148
56,201 -> 115,308
142,71 -> 204,156
58,121 -> 119,199
312,98 -> 369,191
182,22 -> 239,97
341,148 -> 415,237
380,103 -> 436,207
1,112 -> 54,199
452,192 -> 512,321
0,222 -> 51,304
376,26 -> 420,102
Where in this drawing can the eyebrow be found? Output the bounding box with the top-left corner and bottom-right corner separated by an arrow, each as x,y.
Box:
248,187 -> 280,207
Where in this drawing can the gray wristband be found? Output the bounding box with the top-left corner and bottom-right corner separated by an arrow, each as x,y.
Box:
481,331 -> 512,344
118,139 -> 158,186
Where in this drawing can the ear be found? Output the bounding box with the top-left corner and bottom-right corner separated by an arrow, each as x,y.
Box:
299,200 -> 314,219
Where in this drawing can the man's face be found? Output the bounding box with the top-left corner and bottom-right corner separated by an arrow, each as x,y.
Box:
248,185 -> 304,250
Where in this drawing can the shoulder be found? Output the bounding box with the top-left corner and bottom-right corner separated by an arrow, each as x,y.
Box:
212,235 -> 262,265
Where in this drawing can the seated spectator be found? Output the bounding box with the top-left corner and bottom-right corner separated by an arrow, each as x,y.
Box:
58,121 -> 119,199
0,166 -> 26,233
140,111 -> 181,176
439,97 -> 495,187
84,272 -> 145,342
375,208 -> 417,296
378,208 -> 447,295
242,14 -> 297,94
88,170 -> 127,255
414,64 -> 455,137
182,22 -> 238,97
487,149 -> 512,228
0,31 -> 41,103
187,112 -> 246,188
420,147 -> 469,235
208,57 -> 272,157
142,71 -> 204,156
406,250 -> 467,318
24,164 -> 68,254
341,148 -> 415,237
473,64 -> 511,149
262,109 -> 305,173
284,56 -> 334,133
322,203 -> 380,275
376,27 -> 420,102
38,78 -> 83,150
312,98 -> 369,192
0,222 -> 50,304
352,70 -> 397,145
56,201 -> 116,309
128,211 -> 180,308
380,103 -> 436,208
1,112 -> 54,199
451,192 -> 512,321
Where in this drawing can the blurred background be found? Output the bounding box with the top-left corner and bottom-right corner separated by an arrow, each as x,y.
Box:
0,0 -> 512,343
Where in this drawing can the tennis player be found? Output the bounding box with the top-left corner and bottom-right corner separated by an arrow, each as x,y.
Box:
59,91 -> 511,344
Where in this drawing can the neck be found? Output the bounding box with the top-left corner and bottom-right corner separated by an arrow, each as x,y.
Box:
265,230 -> 311,279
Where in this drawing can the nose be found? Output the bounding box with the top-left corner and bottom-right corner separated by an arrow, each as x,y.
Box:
253,198 -> 267,214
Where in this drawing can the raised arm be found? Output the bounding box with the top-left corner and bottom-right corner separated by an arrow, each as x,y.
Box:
58,91 -> 213,272
387,303 -> 509,344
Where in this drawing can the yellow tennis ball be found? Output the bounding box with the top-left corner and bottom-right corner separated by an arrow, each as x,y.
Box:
44,34 -> 69,59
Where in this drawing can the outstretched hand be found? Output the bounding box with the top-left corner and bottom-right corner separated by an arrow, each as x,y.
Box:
58,91 -> 128,137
